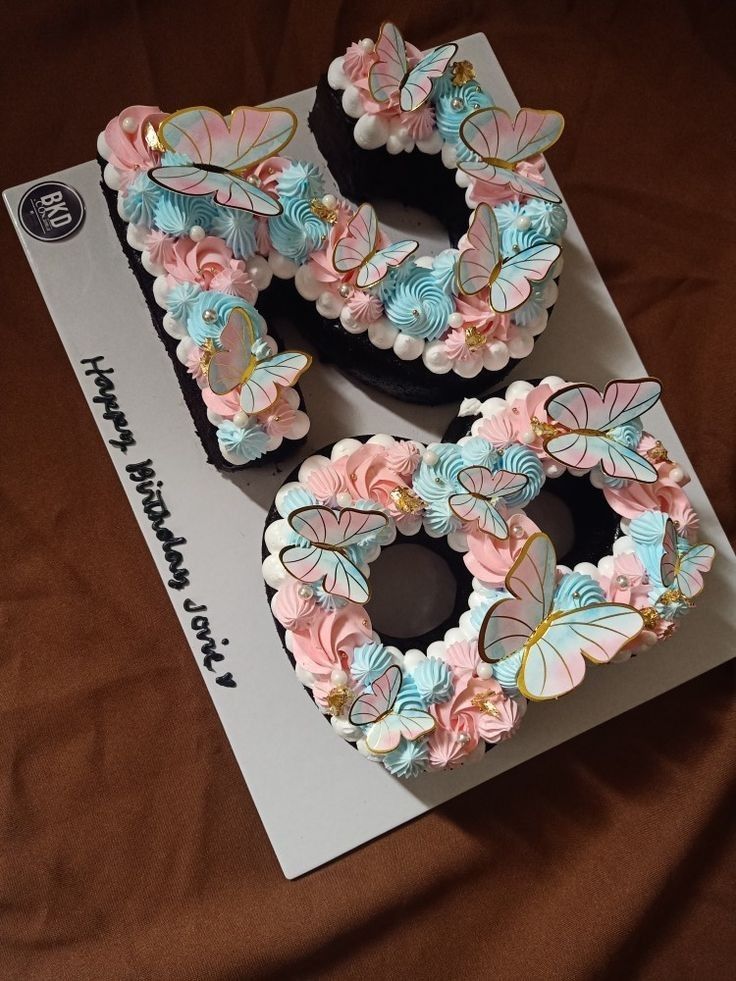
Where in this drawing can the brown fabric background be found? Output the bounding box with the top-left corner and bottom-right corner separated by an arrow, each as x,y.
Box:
1,2 -> 734,978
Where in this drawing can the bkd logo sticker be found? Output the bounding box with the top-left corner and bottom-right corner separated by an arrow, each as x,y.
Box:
18,181 -> 85,242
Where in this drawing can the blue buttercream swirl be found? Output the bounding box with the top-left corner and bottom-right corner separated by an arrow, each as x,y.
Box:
217,421 -> 270,461
151,157 -> 219,234
630,510 -> 669,588
268,197 -> 329,264
277,161 -> 325,199
382,265 -> 454,340
279,486 -> 317,515
351,642 -> 393,687
120,171 -> 162,226
382,739 -> 429,778
499,445 -> 545,507
431,249 -> 461,294
394,673 -> 427,712
432,73 -> 493,144
512,281 -> 549,327
460,436 -> 498,469
411,657 -> 454,705
553,572 -> 606,611
209,208 -> 257,259
524,199 -> 568,241
167,282 -> 202,324
413,443 -> 465,536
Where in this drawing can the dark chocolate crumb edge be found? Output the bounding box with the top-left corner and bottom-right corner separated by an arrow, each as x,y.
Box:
97,157 -> 307,473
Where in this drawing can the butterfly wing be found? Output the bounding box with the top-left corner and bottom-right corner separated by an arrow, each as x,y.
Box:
458,107 -> 564,204
544,432 -> 658,482
355,239 -> 418,289
479,533 -> 557,662
449,468 -> 528,539
600,378 -> 662,430
489,243 -> 561,313
369,22 -> 408,103
207,308 -> 255,395
148,164 -> 282,215
449,494 -> 508,539
519,603 -> 644,700
666,528 -> 715,598
659,517 -> 679,590
279,543 -> 372,603
546,380 -> 661,433
457,203 -> 500,295
365,709 -> 436,754
349,665 -> 402,725
333,203 -> 378,274
288,505 -> 386,548
157,105 -> 296,171
239,351 -> 311,415
400,43 -> 458,112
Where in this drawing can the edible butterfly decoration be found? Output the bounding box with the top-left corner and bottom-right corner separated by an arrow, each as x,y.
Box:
148,105 -> 297,216
457,203 -> 561,312
458,106 -> 565,204
206,307 -> 311,415
659,518 -> 715,600
333,203 -> 418,289
448,467 -> 529,539
280,506 -> 388,604
348,665 -> 435,754
369,21 -> 458,112
541,378 -> 662,483
479,533 -> 644,701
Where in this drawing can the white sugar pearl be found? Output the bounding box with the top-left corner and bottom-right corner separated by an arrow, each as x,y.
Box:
246,255 -> 272,291
342,85 -> 366,120
670,465 -> 685,484
336,492 -> 353,508
354,113 -> 390,149
393,332 -> 424,360
520,429 -> 536,445
476,662 -> 494,680
359,37 -> 374,52
544,461 -> 564,478
232,410 -> 249,428
330,668 -> 348,686
448,312 -> 464,330
294,263 -> 323,301
515,215 -> 532,230
422,449 -> 439,466
269,251 -> 298,279
189,225 -> 206,242
367,318 -> 398,349
121,115 -> 137,133
321,193 -> 337,210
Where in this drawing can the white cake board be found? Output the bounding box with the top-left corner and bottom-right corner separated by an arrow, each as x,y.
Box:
5,34 -> 735,879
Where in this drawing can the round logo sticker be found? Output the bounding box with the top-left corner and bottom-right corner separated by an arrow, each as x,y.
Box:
18,181 -> 85,242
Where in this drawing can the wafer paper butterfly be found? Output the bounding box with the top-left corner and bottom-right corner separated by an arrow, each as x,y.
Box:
348,664 -> 435,754
659,518 -> 715,600
280,505 -> 388,603
333,203 -> 418,289
148,105 -> 297,216
448,467 -> 528,539
369,21 -> 458,112
457,203 -> 560,312
480,533 -> 644,700
458,106 -> 564,204
541,378 -> 662,483
206,307 -> 311,415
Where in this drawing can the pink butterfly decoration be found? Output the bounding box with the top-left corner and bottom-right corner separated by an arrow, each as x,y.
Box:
659,518 -> 714,599
542,378 -> 662,483
348,665 -> 435,754
148,105 -> 297,215
457,203 -> 560,312
458,106 -> 564,204
449,467 -> 528,539
333,203 -> 417,289
480,533 -> 644,700
369,21 -> 458,113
